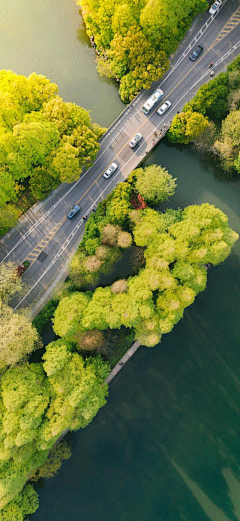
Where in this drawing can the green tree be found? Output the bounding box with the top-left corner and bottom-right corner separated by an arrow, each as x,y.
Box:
0,485 -> 39,521
214,110 -> 240,171
135,165 -> 177,204
30,441 -> 71,481
168,110 -> 209,144
0,205 -> 19,236
0,262 -> 23,302
0,301 -> 40,369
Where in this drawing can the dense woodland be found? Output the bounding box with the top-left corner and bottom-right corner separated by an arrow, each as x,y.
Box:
0,164 -> 238,519
0,71 -> 105,236
77,0 -> 208,101
168,56 -> 240,173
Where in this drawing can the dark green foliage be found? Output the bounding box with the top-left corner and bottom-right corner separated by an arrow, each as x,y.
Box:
30,441 -> 71,481
32,298 -> 59,335
169,56 -> 240,173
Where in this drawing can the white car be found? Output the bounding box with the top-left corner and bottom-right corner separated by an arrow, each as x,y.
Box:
129,132 -> 143,148
157,100 -> 171,115
103,162 -> 118,179
209,0 -> 222,15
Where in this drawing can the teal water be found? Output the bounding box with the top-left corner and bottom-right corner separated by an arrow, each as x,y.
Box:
0,0 -> 124,126
1,1 -> 240,519
33,143 -> 240,521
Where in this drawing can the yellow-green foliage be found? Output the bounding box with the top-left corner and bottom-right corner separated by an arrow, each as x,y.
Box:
0,352 -> 109,510
0,70 -> 104,234
54,203 -> 238,347
77,0 -> 207,101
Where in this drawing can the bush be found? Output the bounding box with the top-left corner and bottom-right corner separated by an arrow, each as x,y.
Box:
32,298 -> 59,335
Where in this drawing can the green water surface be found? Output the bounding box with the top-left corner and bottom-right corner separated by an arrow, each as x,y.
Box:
1,1 -> 240,519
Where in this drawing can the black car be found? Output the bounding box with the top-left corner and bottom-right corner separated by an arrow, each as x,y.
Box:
189,45 -> 203,61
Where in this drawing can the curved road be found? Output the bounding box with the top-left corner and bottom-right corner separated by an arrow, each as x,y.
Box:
0,0 -> 240,313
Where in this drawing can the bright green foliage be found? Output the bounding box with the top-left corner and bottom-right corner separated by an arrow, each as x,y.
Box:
214,110 -> 240,171
77,0 -> 206,101
0,70 -> 104,235
106,183 -> 132,224
0,301 -> 40,370
0,352 -> 109,509
168,110 -> 209,143
53,292 -> 91,337
61,203 -> 238,348
0,485 -> 39,521
134,165 -> 177,204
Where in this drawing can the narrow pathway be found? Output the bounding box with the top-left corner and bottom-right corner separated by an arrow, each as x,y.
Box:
105,340 -> 141,384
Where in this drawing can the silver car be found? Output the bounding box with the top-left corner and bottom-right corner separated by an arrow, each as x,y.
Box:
157,100 -> 171,115
209,0 -> 222,15
129,132 -> 143,148
103,162 -> 118,179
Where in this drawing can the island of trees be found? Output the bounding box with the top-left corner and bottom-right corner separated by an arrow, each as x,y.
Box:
168,56 -> 240,174
0,70 -> 106,237
76,0 -> 208,102
0,164 -> 238,520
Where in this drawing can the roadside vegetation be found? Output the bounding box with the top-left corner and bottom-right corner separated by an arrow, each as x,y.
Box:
168,56 -> 240,173
0,70 -> 106,237
76,0 -> 208,102
0,164 -> 238,519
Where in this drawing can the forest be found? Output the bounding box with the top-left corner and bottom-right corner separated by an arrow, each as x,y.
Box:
168,56 -> 240,173
0,164 -> 238,519
0,70 -> 105,236
76,0 -> 208,102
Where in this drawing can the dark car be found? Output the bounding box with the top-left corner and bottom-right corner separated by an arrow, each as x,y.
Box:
189,45 -> 203,61
67,204 -> 81,219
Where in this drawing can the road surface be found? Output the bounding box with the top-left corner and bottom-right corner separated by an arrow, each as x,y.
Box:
0,0 -> 239,314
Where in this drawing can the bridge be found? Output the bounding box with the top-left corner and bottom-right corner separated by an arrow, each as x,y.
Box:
0,0 -> 240,315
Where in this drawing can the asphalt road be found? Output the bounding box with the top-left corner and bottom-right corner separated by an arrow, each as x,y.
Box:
1,0 -> 240,313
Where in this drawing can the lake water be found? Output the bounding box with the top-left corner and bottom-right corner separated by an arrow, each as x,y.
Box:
1,1 -> 240,520
0,0 -> 124,126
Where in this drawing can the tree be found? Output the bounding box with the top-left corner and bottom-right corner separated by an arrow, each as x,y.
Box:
53,292 -> 90,337
183,74 -> 229,119
0,485 -> 39,521
214,110 -> 240,171
0,262 -> 23,302
78,0 -> 206,101
134,165 -> 177,204
0,301 -> 40,369
168,110 -> 209,144
30,441 -> 71,481
29,167 -> 60,200
0,204 -> 19,236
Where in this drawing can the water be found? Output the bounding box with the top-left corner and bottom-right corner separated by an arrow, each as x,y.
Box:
1,2 -> 240,519
32,143 -> 240,521
0,0 -> 124,126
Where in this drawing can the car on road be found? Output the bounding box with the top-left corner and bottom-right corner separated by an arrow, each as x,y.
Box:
209,0 -> 222,15
157,100 -> 171,115
129,132 -> 143,148
103,162 -> 118,179
189,45 -> 203,61
67,205 -> 81,219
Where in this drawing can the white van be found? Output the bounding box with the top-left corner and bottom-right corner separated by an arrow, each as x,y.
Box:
142,88 -> 164,115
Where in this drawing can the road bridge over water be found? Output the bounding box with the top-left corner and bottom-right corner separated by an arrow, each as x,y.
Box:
1,0 -> 240,314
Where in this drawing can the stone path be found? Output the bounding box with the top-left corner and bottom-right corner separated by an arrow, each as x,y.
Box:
105,340 -> 141,384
